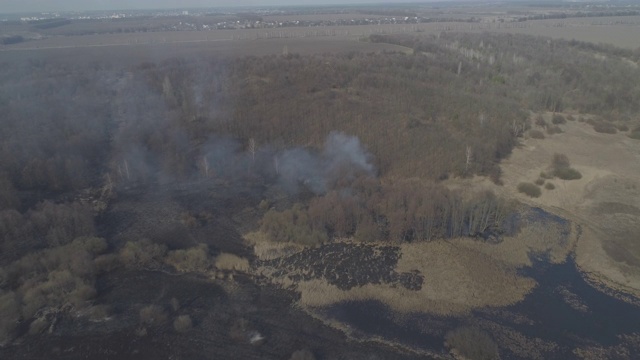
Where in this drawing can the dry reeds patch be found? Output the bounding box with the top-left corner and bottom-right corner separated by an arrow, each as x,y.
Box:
214,253 -> 250,272
268,240 -> 536,316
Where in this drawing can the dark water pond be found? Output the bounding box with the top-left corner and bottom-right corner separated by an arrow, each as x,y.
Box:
323,208 -> 640,358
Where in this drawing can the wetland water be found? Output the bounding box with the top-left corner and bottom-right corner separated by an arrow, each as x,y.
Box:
322,209 -> 640,358
324,260 -> 640,358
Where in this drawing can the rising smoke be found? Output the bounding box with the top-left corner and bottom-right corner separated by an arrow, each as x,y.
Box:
199,131 -> 375,194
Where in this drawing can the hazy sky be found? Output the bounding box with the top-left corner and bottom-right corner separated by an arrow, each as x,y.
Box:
1,0 -> 444,13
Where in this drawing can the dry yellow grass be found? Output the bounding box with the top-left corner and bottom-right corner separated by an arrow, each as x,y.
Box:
214,253 -> 250,272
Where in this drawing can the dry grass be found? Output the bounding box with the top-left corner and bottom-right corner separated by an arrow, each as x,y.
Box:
214,253 -> 250,272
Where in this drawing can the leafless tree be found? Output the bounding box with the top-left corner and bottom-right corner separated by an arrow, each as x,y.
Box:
248,138 -> 256,162
465,145 -> 473,172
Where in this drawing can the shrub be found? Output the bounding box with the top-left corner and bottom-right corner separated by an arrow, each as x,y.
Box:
529,130 -> 545,139
534,115 -> 547,128
554,167 -> 582,180
517,183 -> 541,198
165,244 -> 210,272
629,131 -> 640,140
28,317 -> 48,335
566,114 -> 575,121
445,326 -> 499,360
88,305 -> 111,321
173,315 -> 192,333
545,182 -> 556,190
539,171 -> 552,179
170,297 -> 180,312
290,349 -> 316,360
550,153 -> 581,180
552,114 -> 566,124
617,124 -> 629,132
139,305 -> 167,327
534,178 -> 545,186
546,125 -> 563,135
214,253 -> 250,272
552,153 -> 571,170
120,239 -> 167,269
593,122 -> 617,134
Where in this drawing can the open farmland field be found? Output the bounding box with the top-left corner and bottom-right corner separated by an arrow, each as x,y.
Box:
0,36 -> 410,66
3,16 -> 640,63
479,16 -> 640,50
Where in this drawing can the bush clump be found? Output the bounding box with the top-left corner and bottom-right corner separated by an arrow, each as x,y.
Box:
290,349 -> 316,360
534,178 -> 545,186
529,130 -> 545,139
165,244 -> 210,273
629,126 -> 640,140
547,125 -> 563,135
539,171 -> 552,179
593,122 -> 617,134
552,114 -> 566,124
173,315 -> 192,333
517,183 -> 541,198
534,115 -> 547,128
551,153 -> 582,180
545,182 -> 556,190
617,124 -> 629,132
445,326 -> 499,360
554,167 -> 582,180
139,305 -> 167,327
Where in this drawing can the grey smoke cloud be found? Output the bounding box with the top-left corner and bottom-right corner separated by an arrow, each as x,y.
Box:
200,131 -> 375,194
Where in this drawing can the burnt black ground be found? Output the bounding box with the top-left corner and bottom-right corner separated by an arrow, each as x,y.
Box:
0,269 -> 429,360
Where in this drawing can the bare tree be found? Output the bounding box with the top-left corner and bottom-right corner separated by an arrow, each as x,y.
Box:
465,145 -> 473,172
511,120 -> 525,137
248,138 -> 256,162
478,112 -> 486,127
201,156 -> 209,177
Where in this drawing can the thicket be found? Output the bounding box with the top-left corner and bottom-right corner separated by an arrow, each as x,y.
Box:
0,237 -> 107,344
0,201 -> 95,264
374,33 -> 640,116
592,122 -> 617,134
551,154 -> 582,180
260,178 -> 514,245
517,183 -> 541,198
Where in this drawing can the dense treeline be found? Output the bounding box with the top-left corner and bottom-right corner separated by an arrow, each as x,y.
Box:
1,32 -> 639,205
260,177 -> 514,245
